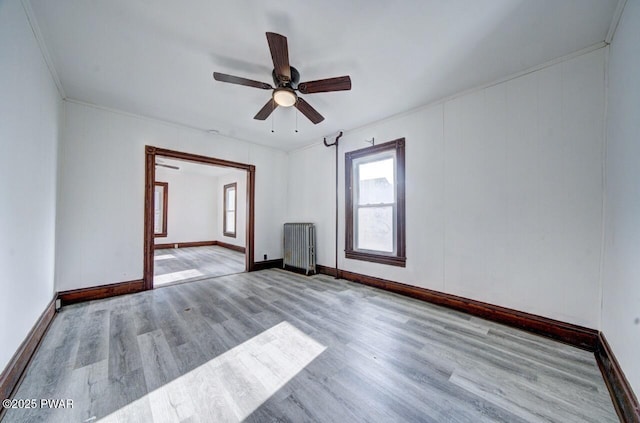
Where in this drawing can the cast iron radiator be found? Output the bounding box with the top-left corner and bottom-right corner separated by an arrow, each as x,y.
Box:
283,223 -> 316,275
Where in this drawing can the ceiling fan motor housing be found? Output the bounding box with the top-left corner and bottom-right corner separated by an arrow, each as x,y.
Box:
273,66 -> 300,88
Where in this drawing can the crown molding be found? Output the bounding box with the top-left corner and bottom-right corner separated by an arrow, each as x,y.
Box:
20,0 -> 66,99
606,0 -> 628,44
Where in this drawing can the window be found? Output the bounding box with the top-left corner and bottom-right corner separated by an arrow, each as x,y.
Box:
154,182 -> 168,237
223,182 -> 237,237
345,138 -> 405,266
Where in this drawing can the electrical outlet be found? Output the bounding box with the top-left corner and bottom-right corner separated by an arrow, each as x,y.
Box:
264,254 -> 267,260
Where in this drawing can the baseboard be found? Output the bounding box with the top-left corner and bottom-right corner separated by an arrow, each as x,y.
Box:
596,333 -> 640,423
0,297 -> 56,408
154,240 -> 245,253
316,265 -> 598,351
58,279 -> 145,306
154,240 -> 217,249
253,258 -> 284,271
317,265 -> 338,277
215,241 -> 246,254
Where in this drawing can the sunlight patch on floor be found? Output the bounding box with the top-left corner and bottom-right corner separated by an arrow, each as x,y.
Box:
153,254 -> 175,261
99,321 -> 326,422
154,269 -> 203,285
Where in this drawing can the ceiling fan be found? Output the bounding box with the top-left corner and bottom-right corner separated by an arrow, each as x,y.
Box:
213,32 -> 351,125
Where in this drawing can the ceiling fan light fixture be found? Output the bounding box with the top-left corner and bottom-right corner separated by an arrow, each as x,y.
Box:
273,88 -> 297,107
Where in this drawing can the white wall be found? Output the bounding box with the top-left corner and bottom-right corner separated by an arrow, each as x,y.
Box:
601,0 -> 640,396
0,0 -> 61,371
288,48 -> 605,328
154,167 -> 218,245
56,101 -> 287,291
251,145 -> 288,261
217,170 -> 247,248
287,144 -> 336,266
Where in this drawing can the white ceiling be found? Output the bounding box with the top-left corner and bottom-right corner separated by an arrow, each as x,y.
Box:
28,0 -> 618,151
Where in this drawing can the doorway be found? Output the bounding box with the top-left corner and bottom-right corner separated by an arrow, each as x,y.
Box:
144,146 -> 255,290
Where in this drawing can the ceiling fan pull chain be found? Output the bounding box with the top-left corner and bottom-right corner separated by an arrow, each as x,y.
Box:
271,99 -> 275,133
295,108 -> 299,133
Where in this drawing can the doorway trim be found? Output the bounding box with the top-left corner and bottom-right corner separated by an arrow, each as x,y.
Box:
144,145 -> 256,290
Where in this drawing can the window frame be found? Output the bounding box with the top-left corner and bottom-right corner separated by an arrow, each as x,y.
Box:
153,181 -> 168,238
223,182 -> 237,238
345,138 -> 406,267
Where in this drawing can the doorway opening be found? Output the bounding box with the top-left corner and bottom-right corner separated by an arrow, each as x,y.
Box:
144,146 -> 255,290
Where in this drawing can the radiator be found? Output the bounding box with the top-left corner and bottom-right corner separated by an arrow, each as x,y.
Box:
283,223 -> 316,275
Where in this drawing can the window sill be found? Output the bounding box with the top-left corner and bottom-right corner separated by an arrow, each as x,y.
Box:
345,250 -> 406,267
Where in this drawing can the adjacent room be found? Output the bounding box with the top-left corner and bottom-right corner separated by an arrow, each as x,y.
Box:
153,158 -> 247,286
1,0 -> 638,422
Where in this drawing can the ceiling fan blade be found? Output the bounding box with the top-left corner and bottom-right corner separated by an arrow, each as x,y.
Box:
295,97 -> 324,124
254,99 -> 278,120
213,72 -> 272,90
298,75 -> 352,94
156,163 -> 180,170
266,32 -> 291,82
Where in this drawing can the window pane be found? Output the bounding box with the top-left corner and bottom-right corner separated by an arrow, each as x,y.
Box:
226,211 -> 235,233
154,194 -> 161,232
226,188 -> 236,211
358,158 -> 394,205
357,206 -> 393,252
154,186 -> 164,234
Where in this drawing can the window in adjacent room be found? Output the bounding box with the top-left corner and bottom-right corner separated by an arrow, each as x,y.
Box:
154,182 -> 168,237
223,182 -> 237,237
345,138 -> 406,267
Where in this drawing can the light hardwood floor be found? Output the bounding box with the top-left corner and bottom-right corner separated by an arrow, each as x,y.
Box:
154,245 -> 245,286
3,270 -> 617,422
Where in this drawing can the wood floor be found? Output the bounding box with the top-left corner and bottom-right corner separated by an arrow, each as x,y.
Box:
3,270 -> 617,422
154,245 -> 245,286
